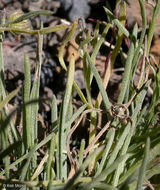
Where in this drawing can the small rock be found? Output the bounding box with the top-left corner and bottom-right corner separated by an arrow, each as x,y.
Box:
68,0 -> 90,21
3,44 -> 35,80
58,0 -> 90,21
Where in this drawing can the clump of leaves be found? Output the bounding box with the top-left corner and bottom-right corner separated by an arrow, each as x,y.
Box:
0,1 -> 160,190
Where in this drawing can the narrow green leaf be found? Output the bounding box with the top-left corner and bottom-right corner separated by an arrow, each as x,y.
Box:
132,0 -> 146,70
0,15 -> 5,98
0,27 -> 37,34
51,94 -> 57,129
58,21 -> 77,71
40,25 -> 68,34
146,162 -> 160,180
81,155 -> 127,190
132,80 -> 151,120
103,7 -> 129,37
88,23 -> 111,87
93,183 -> 118,190
147,142 -> 160,169
23,54 -> 31,149
112,142 -> 129,186
91,24 -> 111,62
147,0 -> 160,56
78,139 -> 86,166
6,10 -> 53,26
95,128 -> 115,177
105,125 -> 130,168
135,138 -> 150,190
19,145 -> 37,181
23,54 -> 31,103
0,24 -> 68,35
30,31 -> 43,148
0,88 -> 19,111
118,23 -> 137,104
30,81 -> 39,145
66,96 -> 73,131
46,134 -> 56,180
118,160 -> 142,185
57,54 -> 75,180
86,52 -> 111,112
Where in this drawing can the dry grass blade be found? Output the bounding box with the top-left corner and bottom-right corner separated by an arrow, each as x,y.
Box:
31,154 -> 49,181
83,120 -> 112,158
67,108 -> 102,166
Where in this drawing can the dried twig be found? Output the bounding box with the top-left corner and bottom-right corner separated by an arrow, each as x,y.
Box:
67,108 -> 102,166
83,120 -> 112,158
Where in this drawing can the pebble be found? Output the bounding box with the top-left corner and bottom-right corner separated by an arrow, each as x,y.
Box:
58,0 -> 90,21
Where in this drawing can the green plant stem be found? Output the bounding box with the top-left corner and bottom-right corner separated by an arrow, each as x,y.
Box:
30,32 -> 43,148
78,139 -> 86,166
0,13 -> 5,96
105,125 -> 130,170
86,52 -> 111,113
46,134 -> 56,180
118,23 -> 137,104
0,24 -> 69,35
95,128 -> 115,177
147,0 -> 160,56
29,31 -> 43,181
135,138 -> 150,190
83,48 -> 93,106
51,95 -> 57,130
23,54 -> 31,150
132,0 -> 146,70
88,111 -> 97,174
89,24 -> 111,84
57,54 -> 75,180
